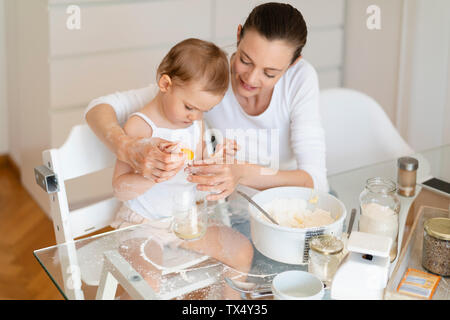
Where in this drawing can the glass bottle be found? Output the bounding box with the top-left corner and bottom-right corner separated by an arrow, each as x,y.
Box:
397,157 -> 419,197
359,177 -> 401,262
171,183 -> 208,241
308,235 -> 344,288
422,217 -> 450,276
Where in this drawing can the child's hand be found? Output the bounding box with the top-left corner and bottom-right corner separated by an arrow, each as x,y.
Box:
153,142 -> 191,181
158,141 -> 181,154
208,138 -> 239,164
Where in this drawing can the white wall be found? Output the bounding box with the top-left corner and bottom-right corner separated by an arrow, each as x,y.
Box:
0,0 -> 8,154
343,0 -> 403,125
399,0 -> 450,150
344,0 -> 450,151
8,0 -> 51,215
445,41 -> 450,145
4,0 -> 20,165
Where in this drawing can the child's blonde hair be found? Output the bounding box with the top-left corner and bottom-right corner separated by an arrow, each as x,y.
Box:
157,38 -> 229,96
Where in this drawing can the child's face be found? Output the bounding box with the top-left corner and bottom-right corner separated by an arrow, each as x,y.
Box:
161,79 -> 224,128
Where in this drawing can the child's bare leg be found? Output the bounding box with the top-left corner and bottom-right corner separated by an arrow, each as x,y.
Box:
180,225 -> 254,299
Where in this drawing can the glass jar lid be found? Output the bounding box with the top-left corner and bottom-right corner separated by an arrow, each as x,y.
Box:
365,177 -> 397,194
424,217 -> 450,241
397,157 -> 419,171
310,235 -> 344,255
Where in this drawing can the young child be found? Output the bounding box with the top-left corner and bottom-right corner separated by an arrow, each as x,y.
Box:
111,38 -> 253,299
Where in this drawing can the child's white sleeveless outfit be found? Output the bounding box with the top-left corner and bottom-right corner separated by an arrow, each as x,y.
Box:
110,112 -> 202,229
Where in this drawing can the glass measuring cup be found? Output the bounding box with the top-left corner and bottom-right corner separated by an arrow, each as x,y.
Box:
171,183 -> 208,241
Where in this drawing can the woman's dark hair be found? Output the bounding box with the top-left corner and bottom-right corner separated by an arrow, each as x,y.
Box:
240,2 -> 308,65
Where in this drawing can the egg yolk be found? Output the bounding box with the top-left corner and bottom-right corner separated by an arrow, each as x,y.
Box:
181,148 -> 194,160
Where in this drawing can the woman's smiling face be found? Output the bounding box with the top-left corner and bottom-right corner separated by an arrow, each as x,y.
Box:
231,27 -> 298,99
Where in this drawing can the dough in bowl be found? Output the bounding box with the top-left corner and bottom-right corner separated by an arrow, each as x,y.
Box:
261,198 -> 335,228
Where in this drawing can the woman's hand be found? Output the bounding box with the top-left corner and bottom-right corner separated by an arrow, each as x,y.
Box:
118,135 -> 186,183
209,138 -> 239,163
185,162 -> 242,201
187,138 -> 240,201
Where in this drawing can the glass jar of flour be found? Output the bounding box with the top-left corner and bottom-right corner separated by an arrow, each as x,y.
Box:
359,177 -> 401,262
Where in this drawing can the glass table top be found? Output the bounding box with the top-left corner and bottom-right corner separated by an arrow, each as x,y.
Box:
34,144 -> 450,300
34,194 -> 319,300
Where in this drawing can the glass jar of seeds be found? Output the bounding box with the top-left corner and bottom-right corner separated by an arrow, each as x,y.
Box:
422,217 -> 450,276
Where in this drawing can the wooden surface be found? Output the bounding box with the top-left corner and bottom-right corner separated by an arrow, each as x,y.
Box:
0,160 -> 63,300
386,206 -> 449,300
402,188 -> 450,250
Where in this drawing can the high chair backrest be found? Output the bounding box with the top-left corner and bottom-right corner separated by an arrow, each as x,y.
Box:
42,124 -> 119,244
319,88 -> 414,175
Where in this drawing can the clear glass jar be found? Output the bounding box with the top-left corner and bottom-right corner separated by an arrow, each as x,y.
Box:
308,235 -> 344,287
171,183 -> 208,241
359,177 -> 401,262
397,157 -> 419,197
422,217 -> 450,276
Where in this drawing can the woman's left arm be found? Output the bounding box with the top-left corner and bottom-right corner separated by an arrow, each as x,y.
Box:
287,63 -> 329,192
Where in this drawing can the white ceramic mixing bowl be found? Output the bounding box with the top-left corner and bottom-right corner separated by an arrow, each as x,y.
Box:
249,187 -> 347,265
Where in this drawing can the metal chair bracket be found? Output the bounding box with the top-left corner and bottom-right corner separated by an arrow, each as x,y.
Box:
34,165 -> 60,194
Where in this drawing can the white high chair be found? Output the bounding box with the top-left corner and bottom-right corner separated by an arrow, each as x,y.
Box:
35,124 -> 221,300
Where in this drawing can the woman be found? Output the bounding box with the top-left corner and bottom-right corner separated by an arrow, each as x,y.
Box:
85,2 -> 329,201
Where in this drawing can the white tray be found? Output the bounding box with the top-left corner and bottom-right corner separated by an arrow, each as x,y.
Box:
385,206 -> 449,300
